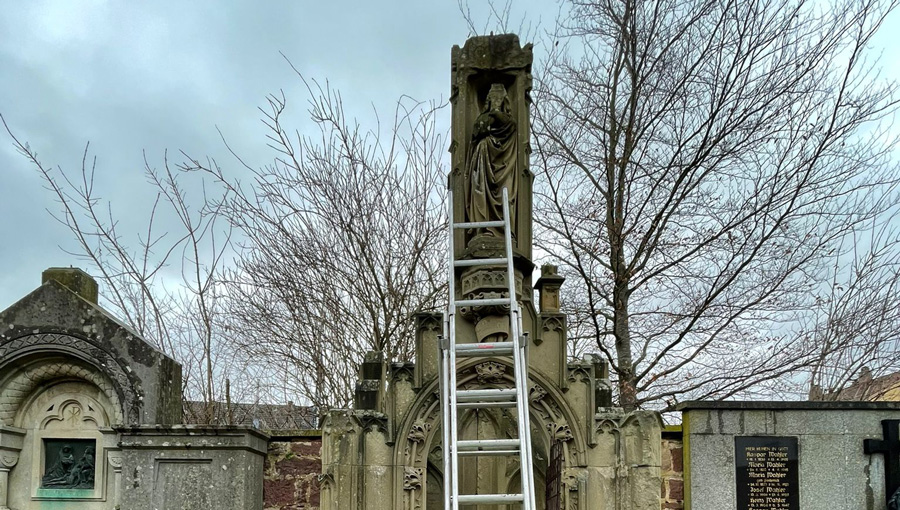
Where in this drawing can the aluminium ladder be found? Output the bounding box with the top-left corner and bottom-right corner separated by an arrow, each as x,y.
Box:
439,187 -> 536,510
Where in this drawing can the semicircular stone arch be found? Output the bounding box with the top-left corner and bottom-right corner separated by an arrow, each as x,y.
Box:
393,357 -> 589,509
0,333 -> 140,424
1,359 -> 125,426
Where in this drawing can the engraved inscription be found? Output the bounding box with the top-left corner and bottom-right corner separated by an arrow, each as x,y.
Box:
735,436 -> 799,510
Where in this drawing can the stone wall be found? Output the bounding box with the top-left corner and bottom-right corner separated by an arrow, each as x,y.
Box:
681,401 -> 900,510
264,431 -> 322,510
661,428 -> 685,510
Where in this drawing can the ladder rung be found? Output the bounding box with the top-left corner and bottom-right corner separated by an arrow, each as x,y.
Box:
457,401 -> 518,409
454,257 -> 508,267
456,388 -> 517,403
455,341 -> 514,357
458,439 -> 520,452
458,448 -> 520,457
457,494 -> 524,505
455,297 -> 512,307
454,220 -> 505,229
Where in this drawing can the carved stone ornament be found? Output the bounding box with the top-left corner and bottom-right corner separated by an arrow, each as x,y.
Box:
351,411 -> 388,434
0,333 -> 141,423
403,466 -> 424,491
475,361 -> 506,384
318,471 -> 336,489
407,418 -> 432,444
529,384 -> 548,404
0,452 -> 18,469
548,422 -> 574,442
107,453 -> 123,470
464,83 -> 518,239
561,472 -> 581,510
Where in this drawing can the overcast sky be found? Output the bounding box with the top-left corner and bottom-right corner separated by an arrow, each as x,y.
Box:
0,0 -> 557,308
1,1 -> 898,310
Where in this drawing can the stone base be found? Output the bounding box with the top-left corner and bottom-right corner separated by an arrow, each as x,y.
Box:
116,425 -> 269,510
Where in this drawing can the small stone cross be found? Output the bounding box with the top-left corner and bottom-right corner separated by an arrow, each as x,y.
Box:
865,419 -> 900,508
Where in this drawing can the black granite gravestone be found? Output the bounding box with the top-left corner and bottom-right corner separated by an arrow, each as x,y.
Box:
735,436 -> 799,510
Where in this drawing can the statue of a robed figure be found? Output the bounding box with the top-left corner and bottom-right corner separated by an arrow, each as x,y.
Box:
465,83 -> 518,240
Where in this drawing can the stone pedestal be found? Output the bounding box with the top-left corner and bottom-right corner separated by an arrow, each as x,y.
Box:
116,426 -> 269,510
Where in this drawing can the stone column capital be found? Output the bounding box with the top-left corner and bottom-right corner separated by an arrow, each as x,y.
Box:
0,451 -> 17,470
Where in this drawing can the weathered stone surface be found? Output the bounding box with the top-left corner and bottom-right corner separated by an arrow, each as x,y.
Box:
683,403 -> 900,510
117,425 -> 268,510
0,270 -> 182,425
319,34 -> 663,510
0,268 -> 184,510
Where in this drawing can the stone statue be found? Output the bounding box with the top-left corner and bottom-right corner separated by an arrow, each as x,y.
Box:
465,83 -> 518,240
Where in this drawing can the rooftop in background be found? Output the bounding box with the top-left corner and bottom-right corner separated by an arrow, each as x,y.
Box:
810,367 -> 900,402
183,400 -> 319,430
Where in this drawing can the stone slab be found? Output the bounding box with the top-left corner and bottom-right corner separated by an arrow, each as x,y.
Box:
684,404 -> 897,510
116,425 -> 269,510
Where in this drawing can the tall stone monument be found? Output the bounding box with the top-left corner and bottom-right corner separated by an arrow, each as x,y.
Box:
319,34 -> 662,510
449,34 -> 536,345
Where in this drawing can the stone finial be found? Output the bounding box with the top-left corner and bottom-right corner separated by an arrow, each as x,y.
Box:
535,264 -> 565,313
42,267 -> 98,304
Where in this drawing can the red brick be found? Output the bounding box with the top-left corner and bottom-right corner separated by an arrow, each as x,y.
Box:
278,455 -> 320,477
668,479 -> 684,501
291,440 -> 321,457
671,447 -> 683,472
264,477 -> 298,506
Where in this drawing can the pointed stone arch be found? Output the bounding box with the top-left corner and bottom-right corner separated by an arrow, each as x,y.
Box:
393,357 -> 590,509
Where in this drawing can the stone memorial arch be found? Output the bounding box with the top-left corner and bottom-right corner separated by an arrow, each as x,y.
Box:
320,34 -> 662,510
0,268 -> 182,510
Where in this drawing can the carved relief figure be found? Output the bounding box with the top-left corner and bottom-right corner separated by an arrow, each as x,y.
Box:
465,83 -> 518,239
41,444 -> 95,489
41,444 -> 75,487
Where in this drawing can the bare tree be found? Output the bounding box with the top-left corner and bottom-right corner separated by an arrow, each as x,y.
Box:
808,216 -> 900,400
2,115 -> 245,422
184,73 -> 448,409
532,0 -> 900,410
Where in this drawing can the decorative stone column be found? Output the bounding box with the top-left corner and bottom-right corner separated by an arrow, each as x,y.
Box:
0,426 -> 24,510
108,451 -> 123,509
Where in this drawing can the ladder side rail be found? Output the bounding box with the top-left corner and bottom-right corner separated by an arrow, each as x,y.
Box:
447,189 -> 461,510
502,187 -> 535,510
440,312 -> 452,510
519,317 -> 537,510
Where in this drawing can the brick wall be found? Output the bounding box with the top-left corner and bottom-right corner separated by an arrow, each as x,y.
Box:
661,430 -> 685,510
264,432 -> 322,510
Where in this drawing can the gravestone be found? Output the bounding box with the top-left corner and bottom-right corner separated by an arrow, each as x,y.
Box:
681,401 -> 900,510
0,267 -> 181,510
734,436 -> 799,510
0,268 -> 268,509
319,34 -> 662,510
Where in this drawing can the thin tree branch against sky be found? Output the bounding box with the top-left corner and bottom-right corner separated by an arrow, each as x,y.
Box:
2,1 -> 897,309
0,0 -> 561,307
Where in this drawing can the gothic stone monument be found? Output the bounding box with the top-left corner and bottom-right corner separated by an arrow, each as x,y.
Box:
319,34 -> 662,510
0,268 -> 267,510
